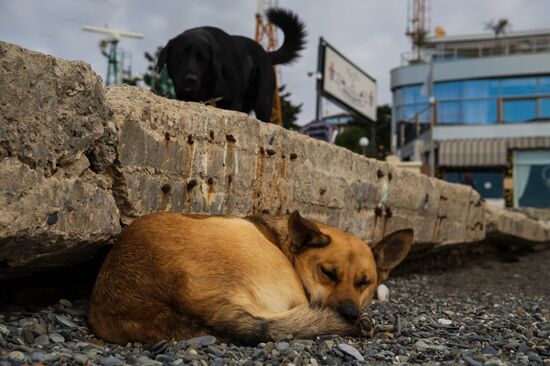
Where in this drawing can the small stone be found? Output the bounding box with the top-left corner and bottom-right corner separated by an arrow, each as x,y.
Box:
377,284 -> 390,302
482,346 -> 498,355
74,353 -> 88,364
34,334 -> 50,346
0,324 -> 9,336
55,314 -> 78,328
59,299 -> 73,308
463,356 -> 483,366
528,351 -> 543,363
337,343 -> 364,361
100,356 -> 124,366
414,339 -> 449,353
517,342 -> 530,354
186,334 -> 217,346
8,351 -> 26,362
155,354 -> 173,363
44,352 -> 61,363
437,318 -> 453,325
206,345 -> 225,357
128,355 -> 162,366
309,358 -> 319,366
31,352 -> 46,362
21,327 -> 34,344
332,348 -> 344,358
276,341 -> 290,351
485,359 -> 507,366
49,332 -> 65,343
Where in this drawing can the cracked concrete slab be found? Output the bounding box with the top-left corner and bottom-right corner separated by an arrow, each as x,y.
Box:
0,41 -> 549,278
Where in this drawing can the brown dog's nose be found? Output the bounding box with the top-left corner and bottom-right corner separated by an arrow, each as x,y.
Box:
336,302 -> 360,323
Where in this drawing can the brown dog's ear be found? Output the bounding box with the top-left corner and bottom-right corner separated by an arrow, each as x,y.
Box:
372,229 -> 414,283
288,211 -> 331,253
156,40 -> 173,73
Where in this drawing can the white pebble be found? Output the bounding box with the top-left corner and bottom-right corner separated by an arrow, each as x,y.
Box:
377,284 -> 390,302
437,318 -> 453,325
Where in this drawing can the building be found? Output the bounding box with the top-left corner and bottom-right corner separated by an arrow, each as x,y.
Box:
300,113 -> 354,143
391,28 -> 550,208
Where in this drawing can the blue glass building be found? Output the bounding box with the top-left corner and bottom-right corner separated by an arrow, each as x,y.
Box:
391,29 -> 550,208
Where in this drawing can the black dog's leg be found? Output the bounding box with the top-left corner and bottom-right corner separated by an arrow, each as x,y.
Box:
254,100 -> 274,123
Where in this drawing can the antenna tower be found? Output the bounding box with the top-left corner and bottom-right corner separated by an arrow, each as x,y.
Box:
255,0 -> 283,126
83,25 -> 144,86
406,0 -> 431,60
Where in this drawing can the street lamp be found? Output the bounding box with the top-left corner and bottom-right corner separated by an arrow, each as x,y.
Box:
359,136 -> 370,156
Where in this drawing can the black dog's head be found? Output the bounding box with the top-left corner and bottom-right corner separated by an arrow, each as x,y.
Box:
157,28 -> 221,101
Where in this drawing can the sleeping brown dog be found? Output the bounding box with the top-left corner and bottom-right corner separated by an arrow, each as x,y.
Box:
88,211 -> 413,345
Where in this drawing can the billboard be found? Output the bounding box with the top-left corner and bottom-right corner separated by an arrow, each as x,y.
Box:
318,38 -> 377,121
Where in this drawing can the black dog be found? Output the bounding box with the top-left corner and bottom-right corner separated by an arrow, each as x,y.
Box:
157,8 -> 306,122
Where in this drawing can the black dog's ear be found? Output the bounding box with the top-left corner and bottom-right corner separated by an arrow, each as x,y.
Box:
156,40 -> 172,72
288,211 -> 331,253
208,39 -> 222,74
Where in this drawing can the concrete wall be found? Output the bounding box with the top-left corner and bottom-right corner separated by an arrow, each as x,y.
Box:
1,41 -> 549,278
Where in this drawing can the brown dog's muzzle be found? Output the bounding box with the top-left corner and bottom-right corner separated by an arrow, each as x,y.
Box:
335,300 -> 361,323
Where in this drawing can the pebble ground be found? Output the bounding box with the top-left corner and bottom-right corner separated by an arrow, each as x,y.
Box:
1,248 -> 549,365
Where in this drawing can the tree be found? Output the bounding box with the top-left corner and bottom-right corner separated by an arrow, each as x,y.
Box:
334,125 -> 368,155
374,104 -> 392,159
484,18 -> 511,37
279,85 -> 302,130
333,105 -> 392,159
143,47 -> 175,98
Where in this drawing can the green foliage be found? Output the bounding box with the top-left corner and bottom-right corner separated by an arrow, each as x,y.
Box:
374,104 -> 391,159
334,125 -> 368,154
333,105 -> 392,159
279,85 -> 302,130
484,18 -> 511,37
143,47 -> 175,98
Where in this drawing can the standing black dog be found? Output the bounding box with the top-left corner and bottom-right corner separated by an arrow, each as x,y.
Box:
156,8 -> 306,122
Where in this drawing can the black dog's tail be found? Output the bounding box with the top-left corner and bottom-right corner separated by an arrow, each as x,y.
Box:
266,8 -> 307,65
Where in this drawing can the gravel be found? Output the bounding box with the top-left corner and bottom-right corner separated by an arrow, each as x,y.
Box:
1,249 -> 549,365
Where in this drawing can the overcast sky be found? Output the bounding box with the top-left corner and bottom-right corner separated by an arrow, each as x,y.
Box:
2,0 -> 550,125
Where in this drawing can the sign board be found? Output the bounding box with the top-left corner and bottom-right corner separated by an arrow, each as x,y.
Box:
318,38 -> 377,121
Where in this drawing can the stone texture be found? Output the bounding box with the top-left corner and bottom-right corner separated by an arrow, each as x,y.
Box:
0,41 -> 549,277
106,85 -> 486,247
0,41 -> 120,276
485,205 -> 550,244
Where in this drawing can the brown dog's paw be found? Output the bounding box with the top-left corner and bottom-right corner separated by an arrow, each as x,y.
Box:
358,313 -> 375,337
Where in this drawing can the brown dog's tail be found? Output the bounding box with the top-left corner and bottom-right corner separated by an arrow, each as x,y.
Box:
205,305 -> 361,346
266,8 -> 307,65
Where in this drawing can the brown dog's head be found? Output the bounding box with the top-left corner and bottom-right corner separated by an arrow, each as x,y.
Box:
287,211 -> 414,323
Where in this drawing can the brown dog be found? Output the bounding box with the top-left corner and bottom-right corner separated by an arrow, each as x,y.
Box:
88,211 -> 413,345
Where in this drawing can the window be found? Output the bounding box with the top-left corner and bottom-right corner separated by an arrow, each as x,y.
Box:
437,101 -> 463,124
444,170 -> 504,199
540,98 -> 550,119
402,85 -> 427,104
539,77 -> 550,94
396,75 -> 550,126
503,99 -> 537,122
435,81 -> 462,100
514,150 -> 550,208
463,79 -> 500,98
501,77 -> 537,96
463,100 -> 497,124
398,104 -> 430,123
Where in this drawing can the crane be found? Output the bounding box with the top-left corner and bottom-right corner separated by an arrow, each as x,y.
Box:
83,25 -> 144,86
255,0 -> 283,126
